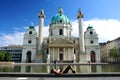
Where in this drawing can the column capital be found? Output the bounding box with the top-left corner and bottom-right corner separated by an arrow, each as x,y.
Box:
38,9 -> 45,18
77,9 -> 83,19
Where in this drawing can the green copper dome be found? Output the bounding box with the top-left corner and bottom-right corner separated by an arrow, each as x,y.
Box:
51,7 -> 70,25
87,25 -> 93,30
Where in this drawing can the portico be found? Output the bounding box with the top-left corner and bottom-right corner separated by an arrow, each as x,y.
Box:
48,39 -> 75,63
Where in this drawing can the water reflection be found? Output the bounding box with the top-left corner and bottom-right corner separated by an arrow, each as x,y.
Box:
20,65 -> 103,73
0,66 -> 13,72
0,64 -> 120,73
20,65 -> 48,73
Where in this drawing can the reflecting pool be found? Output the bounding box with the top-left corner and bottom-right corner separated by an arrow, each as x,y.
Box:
0,64 -> 120,73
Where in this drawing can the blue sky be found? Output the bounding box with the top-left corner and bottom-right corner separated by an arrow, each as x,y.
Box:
0,0 -> 120,46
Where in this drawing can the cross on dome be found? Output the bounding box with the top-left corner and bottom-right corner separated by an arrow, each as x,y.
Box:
58,7 -> 63,14
50,7 -> 70,25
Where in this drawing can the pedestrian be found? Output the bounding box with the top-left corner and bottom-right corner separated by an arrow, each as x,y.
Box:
50,65 -> 76,75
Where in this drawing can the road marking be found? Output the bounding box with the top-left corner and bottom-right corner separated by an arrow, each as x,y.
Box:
16,77 -> 28,80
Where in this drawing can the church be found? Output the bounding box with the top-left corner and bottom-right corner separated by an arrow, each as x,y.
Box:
21,7 -> 101,63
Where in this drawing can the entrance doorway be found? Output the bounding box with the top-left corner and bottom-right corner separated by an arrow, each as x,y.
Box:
26,51 -> 32,63
60,53 -> 63,60
90,51 -> 96,62
59,48 -> 63,61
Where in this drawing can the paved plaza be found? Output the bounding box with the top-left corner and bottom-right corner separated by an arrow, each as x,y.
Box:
0,77 -> 120,80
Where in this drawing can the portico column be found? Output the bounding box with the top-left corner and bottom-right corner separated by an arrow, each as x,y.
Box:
49,48 -> 50,55
58,48 -> 59,60
68,48 -> 70,60
53,48 -> 54,61
63,47 -> 65,60
72,48 -> 74,59
72,48 -> 76,63
47,48 -> 51,63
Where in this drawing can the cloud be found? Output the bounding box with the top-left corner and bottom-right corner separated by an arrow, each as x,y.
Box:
83,19 -> 120,42
0,32 -> 24,46
0,18 -> 120,46
71,19 -> 120,42
34,25 -> 49,37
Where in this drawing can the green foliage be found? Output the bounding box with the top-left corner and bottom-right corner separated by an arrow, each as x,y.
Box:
109,47 -> 120,61
0,51 -> 12,61
0,52 -> 5,61
4,52 -> 12,61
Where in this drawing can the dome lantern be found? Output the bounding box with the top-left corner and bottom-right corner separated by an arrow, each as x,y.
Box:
50,7 -> 70,25
58,7 -> 63,14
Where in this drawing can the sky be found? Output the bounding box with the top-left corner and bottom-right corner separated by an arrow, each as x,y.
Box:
0,0 -> 120,46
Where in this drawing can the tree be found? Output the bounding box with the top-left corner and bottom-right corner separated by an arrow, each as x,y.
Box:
0,51 -> 12,61
0,52 -> 5,61
118,47 -> 120,61
4,52 -> 12,61
109,47 -> 119,62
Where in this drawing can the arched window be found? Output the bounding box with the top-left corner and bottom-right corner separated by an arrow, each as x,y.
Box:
29,31 -> 32,34
59,29 -> 63,35
60,19 -> 62,23
90,31 -> 93,35
26,51 -> 32,63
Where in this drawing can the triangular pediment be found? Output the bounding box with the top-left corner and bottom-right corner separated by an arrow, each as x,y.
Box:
48,39 -> 74,47
50,39 -> 73,44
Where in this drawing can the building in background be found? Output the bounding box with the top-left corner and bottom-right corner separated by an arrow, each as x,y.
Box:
0,45 -> 22,62
100,37 -> 120,61
22,7 -> 101,63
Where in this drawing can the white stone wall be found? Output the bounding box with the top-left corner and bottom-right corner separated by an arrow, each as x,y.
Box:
84,27 -> 101,63
64,48 -> 74,60
22,27 -> 37,63
85,46 -> 100,62
22,46 -> 36,62
49,24 -> 72,38
49,47 -> 74,62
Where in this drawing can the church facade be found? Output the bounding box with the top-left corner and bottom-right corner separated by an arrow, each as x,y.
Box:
21,7 -> 101,63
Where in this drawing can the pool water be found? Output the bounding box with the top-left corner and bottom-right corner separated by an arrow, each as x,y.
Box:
0,64 -> 120,73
